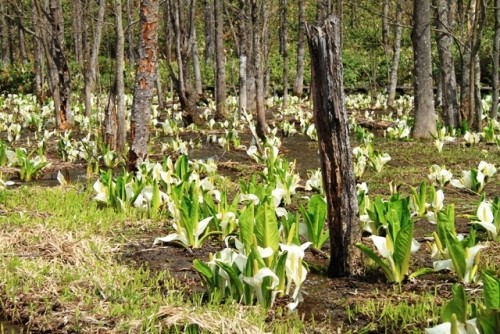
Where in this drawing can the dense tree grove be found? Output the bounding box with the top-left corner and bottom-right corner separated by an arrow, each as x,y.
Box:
0,0 -> 498,132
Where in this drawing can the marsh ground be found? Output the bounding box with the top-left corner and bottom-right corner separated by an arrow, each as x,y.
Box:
1,113 -> 499,333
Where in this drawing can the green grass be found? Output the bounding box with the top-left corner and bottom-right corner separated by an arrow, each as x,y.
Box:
0,133 -> 499,333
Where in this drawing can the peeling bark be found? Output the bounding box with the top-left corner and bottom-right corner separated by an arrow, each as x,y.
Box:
128,0 -> 159,171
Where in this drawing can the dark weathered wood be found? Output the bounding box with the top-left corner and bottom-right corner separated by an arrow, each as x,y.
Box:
305,16 -> 362,278
128,0 -> 159,171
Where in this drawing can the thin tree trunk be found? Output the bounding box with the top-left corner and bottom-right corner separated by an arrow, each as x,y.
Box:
128,0 -> 159,171
214,0 -> 227,119
387,0 -> 404,109
49,0 -> 72,129
115,0 -> 127,153
166,0 -> 200,125
251,0 -> 267,141
382,0 -> 390,55
492,0 -> 500,119
459,0 -> 489,130
279,0 -> 289,109
84,0 -> 106,118
0,2 -> 10,65
411,0 -> 436,138
18,24 -> 28,66
33,3 -> 45,103
237,0 -> 248,121
126,0 -> 136,63
191,23 -> 203,96
435,0 -> 459,128
306,16 -> 362,278
293,0 -> 305,97
72,0 -> 84,67
204,0 -> 215,64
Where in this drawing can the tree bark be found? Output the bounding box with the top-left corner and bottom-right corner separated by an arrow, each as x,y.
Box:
0,2 -> 11,65
236,0 -> 248,121
293,0 -> 305,97
386,0 -> 404,110
72,0 -> 84,67
435,0 -> 459,128
459,0 -> 489,130
84,0 -> 106,118
166,0 -> 200,125
128,0 -> 159,171
204,0 -> 215,64
251,0 -> 267,141
32,3 -> 45,104
279,0 -> 289,109
126,0 -> 136,63
411,0 -> 436,138
306,16 -> 362,278
214,0 -> 227,120
49,0 -> 72,129
491,0 -> 499,119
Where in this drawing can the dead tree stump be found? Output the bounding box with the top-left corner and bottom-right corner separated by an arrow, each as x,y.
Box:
306,16 -> 362,278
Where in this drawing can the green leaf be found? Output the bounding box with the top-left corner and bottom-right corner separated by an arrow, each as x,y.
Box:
255,200 -> 280,252
477,312 -> 500,334
392,219 -> 413,277
355,243 -> 394,282
150,181 -> 161,218
193,259 -> 216,289
445,228 -> 466,281
408,267 -> 435,279
216,260 -> 244,300
239,204 -> 255,254
443,284 -> 467,324
482,271 -> 500,310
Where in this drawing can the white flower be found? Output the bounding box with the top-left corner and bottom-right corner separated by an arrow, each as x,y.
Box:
472,201 -> 496,239
243,268 -> 280,307
478,161 -> 497,177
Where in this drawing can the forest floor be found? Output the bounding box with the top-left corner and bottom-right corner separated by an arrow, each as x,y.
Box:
1,109 -> 499,333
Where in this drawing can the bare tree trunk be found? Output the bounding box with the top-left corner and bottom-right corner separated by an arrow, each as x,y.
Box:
105,0 -> 127,153
0,2 -> 10,65
115,0 -> 127,153
33,3 -> 45,103
279,0 -> 289,109
214,0 -> 227,119
49,0 -> 72,129
34,0 -> 62,124
411,0 -> 436,138
251,0 -> 267,141
84,0 -> 106,118
293,0 -> 305,97
492,0 -> 500,119
191,22 -> 203,96
387,0 -> 404,109
126,0 -> 136,63
72,0 -> 84,67
306,16 -> 362,278
128,0 -> 159,171
382,0 -> 390,55
459,0 -> 489,130
166,0 -> 200,125
18,18 -> 28,66
237,0 -> 248,121
435,0 -> 459,128
204,0 -> 215,64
